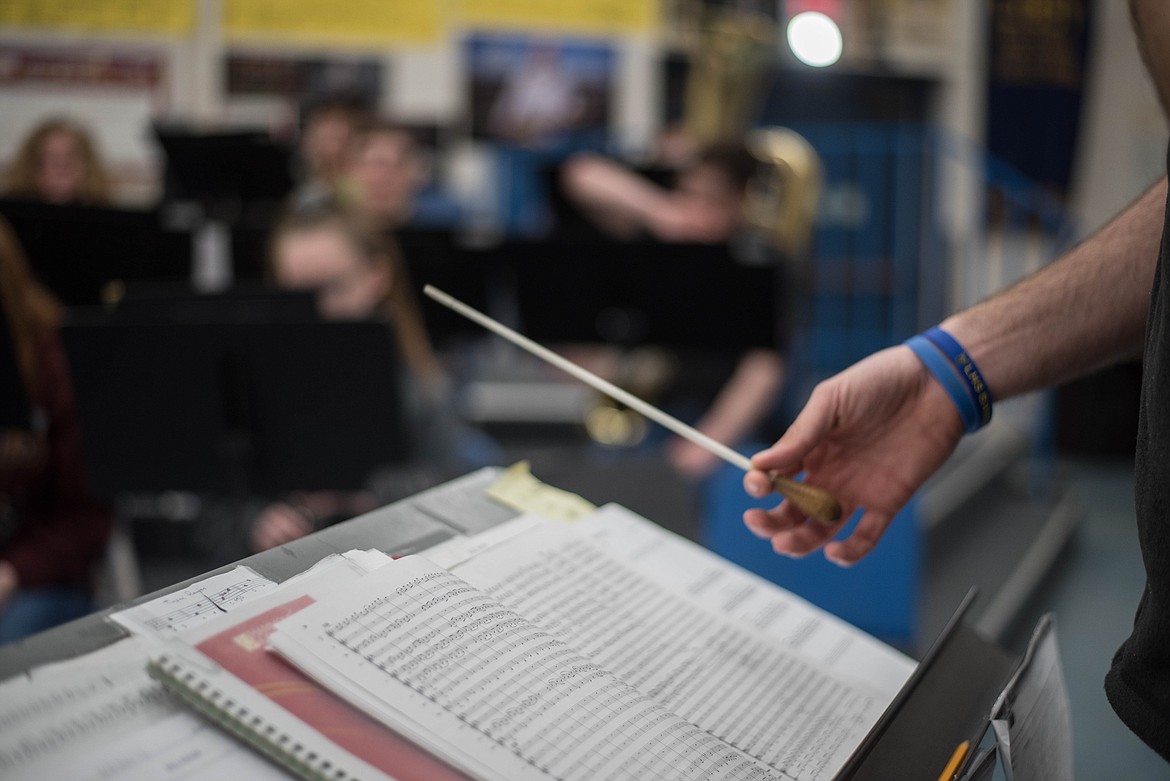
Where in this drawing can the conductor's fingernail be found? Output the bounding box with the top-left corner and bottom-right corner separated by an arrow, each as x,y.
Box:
825,553 -> 854,568
743,515 -> 771,539
772,542 -> 806,559
745,474 -> 770,497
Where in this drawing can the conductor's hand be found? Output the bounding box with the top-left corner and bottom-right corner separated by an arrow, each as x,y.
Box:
743,346 -> 964,566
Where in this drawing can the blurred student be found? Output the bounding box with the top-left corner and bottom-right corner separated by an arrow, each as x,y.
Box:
4,118 -> 112,205
560,140 -> 757,244
344,120 -> 464,231
270,199 -> 443,386
248,200 -> 492,552
292,96 -> 371,207
560,141 -> 786,479
0,216 -> 112,642
346,120 -> 428,230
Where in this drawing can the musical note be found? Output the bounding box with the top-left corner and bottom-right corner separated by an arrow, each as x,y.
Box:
270,557 -> 785,781
110,567 -> 277,639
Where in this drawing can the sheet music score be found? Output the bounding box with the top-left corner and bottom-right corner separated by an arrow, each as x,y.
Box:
441,521 -> 887,781
1,556 -> 405,780
0,636 -> 288,781
150,553 -> 458,781
575,505 -> 915,697
110,565 -> 277,639
269,557 -> 786,781
424,505 -> 913,699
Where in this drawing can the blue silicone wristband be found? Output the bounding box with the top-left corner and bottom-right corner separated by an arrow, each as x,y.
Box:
922,326 -> 993,428
905,335 -> 982,433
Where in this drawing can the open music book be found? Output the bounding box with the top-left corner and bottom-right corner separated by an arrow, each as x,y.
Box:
148,504 -> 915,781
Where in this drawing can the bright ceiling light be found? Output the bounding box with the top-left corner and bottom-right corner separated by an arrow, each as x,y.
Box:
786,11 -> 843,68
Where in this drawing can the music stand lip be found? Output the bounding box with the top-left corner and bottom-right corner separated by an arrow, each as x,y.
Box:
836,586 -> 984,779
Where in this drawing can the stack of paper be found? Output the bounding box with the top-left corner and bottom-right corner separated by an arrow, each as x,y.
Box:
147,502 -> 914,781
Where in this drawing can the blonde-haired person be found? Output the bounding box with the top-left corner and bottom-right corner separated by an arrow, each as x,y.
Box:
248,199 -> 493,552
0,215 -> 112,641
4,118 -> 112,205
269,198 -> 443,387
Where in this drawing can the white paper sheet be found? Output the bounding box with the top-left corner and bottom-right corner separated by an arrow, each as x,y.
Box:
443,520 -> 890,781
269,557 -> 786,781
0,551 -> 399,781
109,566 -> 277,639
576,505 -> 916,697
0,636 -> 289,781
989,614 -> 1072,781
425,506 -> 915,700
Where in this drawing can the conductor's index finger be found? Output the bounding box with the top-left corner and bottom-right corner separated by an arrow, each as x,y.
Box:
750,387 -> 836,472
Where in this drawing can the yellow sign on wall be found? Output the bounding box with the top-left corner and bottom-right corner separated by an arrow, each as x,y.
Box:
457,0 -> 658,34
224,0 -> 443,45
0,0 -> 196,35
0,0 -> 660,45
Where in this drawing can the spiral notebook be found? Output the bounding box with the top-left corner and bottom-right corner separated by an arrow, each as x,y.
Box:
146,556 -> 471,781
148,646 -> 374,781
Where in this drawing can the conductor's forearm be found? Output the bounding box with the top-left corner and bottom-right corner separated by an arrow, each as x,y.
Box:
943,176 -> 1166,400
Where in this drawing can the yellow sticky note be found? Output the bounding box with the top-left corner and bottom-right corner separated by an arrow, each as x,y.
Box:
486,462 -> 597,522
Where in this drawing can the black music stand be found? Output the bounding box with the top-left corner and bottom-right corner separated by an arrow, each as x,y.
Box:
507,238 -> 783,350
841,588 -> 1016,780
153,125 -> 295,206
0,198 -> 191,307
110,284 -> 319,324
62,315 -> 412,497
153,124 -> 296,280
396,227 -> 500,349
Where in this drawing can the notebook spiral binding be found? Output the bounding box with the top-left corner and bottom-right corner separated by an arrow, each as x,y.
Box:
147,654 -> 358,781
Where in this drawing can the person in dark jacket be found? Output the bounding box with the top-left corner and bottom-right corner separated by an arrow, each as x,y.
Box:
0,215 -> 112,642
744,1 -> 1170,760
